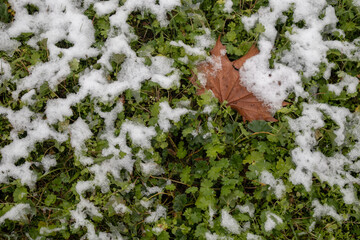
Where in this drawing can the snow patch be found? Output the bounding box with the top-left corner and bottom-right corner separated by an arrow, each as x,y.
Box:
264,212 -> 283,232
312,199 -> 344,222
0,204 -> 32,225
259,171 -> 286,199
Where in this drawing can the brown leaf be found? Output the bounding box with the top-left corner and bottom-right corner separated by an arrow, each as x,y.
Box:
190,37 -> 277,122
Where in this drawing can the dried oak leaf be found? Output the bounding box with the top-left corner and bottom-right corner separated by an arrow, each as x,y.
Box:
190,37 -> 277,122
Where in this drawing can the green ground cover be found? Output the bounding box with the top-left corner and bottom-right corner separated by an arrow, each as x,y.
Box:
0,0 -> 360,239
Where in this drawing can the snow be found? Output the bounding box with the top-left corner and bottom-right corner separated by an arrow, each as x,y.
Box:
259,171 -> 286,199
40,225 -> 66,235
221,209 -> 240,234
0,0 -> 360,238
206,232 -> 219,240
158,102 -> 190,132
120,121 -> 156,148
94,0 -> 118,16
150,56 -> 180,89
209,206 -> 216,227
140,199 -> 154,209
247,233 -> 262,240
70,118 -> 93,155
312,199 -> 344,222
170,40 -> 207,56
236,203 -> 255,218
264,212 -> 283,232
0,203 -> 32,225
144,205 -> 167,223
327,73 -> 359,96
223,0 -> 233,13
288,103 -> 360,204
140,161 -> 165,176
0,0 -> 185,236
0,59 -> 11,83
142,186 -> 164,196
240,0 -> 360,112
41,155 -> 57,173
112,202 -> 132,214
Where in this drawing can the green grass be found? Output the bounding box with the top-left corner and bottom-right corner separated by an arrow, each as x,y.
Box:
1,0 -> 360,239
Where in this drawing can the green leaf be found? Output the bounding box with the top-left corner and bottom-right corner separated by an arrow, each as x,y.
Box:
207,165 -> 222,180
158,231 -> 170,240
244,151 -> 264,165
196,179 -> 216,209
239,123 -> 250,136
44,194 -> 57,206
226,31 -> 237,42
177,141 -> 187,159
221,178 -> 238,197
254,23 -> 265,33
111,53 -> 126,65
13,187 -> 28,202
0,3 -> 10,23
197,91 -> 213,106
39,81 -> 51,97
205,144 -> 225,159
29,52 -> 40,65
165,184 -> 176,191
341,22 -> 356,32
173,194 -> 187,212
180,166 -> 191,184
276,157 -> 293,176
184,208 -> 202,225
185,186 -> 198,194
69,58 -> 79,71
194,223 -> 207,238
248,120 -> 272,132
256,141 -> 269,153
208,158 -> 229,180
